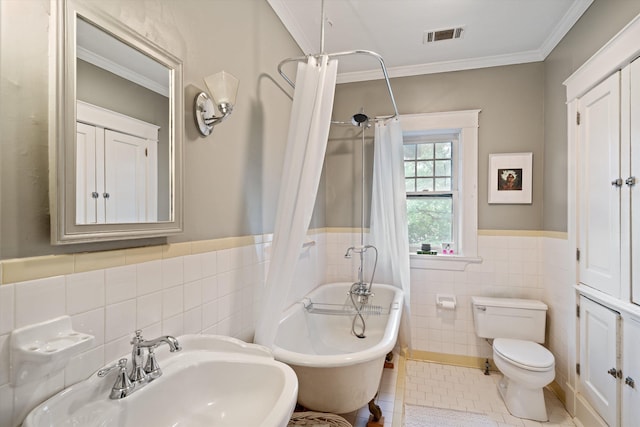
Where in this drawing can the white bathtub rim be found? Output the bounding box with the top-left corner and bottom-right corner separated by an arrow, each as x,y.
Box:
271,282 -> 403,368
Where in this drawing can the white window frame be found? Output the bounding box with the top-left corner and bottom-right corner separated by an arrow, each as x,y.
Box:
400,110 -> 482,271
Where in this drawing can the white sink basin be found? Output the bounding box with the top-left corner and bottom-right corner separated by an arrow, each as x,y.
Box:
23,335 -> 298,427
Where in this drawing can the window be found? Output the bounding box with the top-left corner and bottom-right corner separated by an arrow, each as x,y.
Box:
404,136 -> 457,249
399,110 -> 480,269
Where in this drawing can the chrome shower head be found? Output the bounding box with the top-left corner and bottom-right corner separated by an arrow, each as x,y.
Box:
351,109 -> 369,127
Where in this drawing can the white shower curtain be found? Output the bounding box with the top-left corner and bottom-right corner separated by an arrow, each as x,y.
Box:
370,118 -> 412,352
254,55 -> 338,348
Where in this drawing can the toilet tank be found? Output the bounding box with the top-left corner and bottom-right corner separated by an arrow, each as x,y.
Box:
471,296 -> 548,343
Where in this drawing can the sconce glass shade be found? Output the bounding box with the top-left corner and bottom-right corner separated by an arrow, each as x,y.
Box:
204,71 -> 239,107
195,71 -> 239,137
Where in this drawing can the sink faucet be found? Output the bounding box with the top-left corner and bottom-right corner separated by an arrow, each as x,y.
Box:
130,330 -> 181,383
98,330 -> 181,399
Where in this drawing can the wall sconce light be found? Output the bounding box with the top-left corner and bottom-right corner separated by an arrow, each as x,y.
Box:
194,71 -> 239,136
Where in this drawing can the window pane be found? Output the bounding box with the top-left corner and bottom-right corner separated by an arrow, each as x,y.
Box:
405,179 -> 415,192
406,197 -> 453,245
435,178 -> 451,191
404,145 -> 416,160
416,161 -> 434,177
417,143 -> 434,160
435,142 -> 452,159
416,178 -> 433,192
404,162 -> 415,177
435,160 -> 451,177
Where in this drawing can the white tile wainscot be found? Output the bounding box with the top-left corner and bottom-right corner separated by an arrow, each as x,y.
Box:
0,233 -> 327,427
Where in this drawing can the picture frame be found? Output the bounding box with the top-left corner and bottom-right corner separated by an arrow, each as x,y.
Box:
488,152 -> 532,204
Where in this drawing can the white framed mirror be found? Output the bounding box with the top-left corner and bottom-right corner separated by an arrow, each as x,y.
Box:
49,0 -> 183,244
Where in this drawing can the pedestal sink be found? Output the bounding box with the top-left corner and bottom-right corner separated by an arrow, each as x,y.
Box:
23,335 -> 298,427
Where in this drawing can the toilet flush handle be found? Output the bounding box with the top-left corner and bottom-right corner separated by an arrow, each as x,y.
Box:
476,305 -> 486,311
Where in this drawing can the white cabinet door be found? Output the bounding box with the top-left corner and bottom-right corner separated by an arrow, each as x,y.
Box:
580,296 -> 620,427
76,102 -> 159,225
631,59 -> 640,305
76,123 -> 105,224
578,72 -> 622,298
104,129 -> 149,223
622,316 -> 640,426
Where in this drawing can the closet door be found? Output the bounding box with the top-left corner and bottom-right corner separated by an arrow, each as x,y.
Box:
104,129 -> 148,223
579,296 -> 620,427
578,72 -> 621,298
631,59 -> 640,305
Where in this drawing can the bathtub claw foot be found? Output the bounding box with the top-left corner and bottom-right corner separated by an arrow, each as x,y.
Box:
367,414 -> 385,427
368,399 -> 383,422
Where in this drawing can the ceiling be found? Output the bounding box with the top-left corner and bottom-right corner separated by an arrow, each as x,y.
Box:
76,17 -> 170,97
267,0 -> 594,84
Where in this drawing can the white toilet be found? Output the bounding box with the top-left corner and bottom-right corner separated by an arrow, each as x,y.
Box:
471,296 -> 555,422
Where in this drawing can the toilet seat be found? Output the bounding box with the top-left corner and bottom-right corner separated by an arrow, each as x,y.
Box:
494,338 -> 554,372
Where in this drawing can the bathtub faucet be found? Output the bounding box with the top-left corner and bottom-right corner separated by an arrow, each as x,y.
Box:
350,281 -> 372,304
345,245 -> 378,304
344,245 -> 376,259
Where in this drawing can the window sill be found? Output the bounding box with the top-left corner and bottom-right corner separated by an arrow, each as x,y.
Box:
410,253 -> 483,271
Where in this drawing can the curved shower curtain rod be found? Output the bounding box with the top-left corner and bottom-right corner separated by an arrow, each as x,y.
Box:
277,49 -> 400,125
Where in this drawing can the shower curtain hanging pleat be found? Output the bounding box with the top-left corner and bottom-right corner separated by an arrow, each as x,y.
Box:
370,118 -> 412,352
254,55 -> 338,347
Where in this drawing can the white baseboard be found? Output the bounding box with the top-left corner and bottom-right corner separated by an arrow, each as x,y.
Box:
574,394 -> 608,427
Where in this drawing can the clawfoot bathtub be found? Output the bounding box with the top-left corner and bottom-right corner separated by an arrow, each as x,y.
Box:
271,282 -> 403,414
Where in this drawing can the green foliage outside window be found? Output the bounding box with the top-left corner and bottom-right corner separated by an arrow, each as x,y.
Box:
406,197 -> 452,245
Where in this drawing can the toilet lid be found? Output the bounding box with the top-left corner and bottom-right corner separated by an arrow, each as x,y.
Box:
494,338 -> 555,370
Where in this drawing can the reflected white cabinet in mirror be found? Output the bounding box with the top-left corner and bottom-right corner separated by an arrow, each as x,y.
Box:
49,0 -> 183,244
76,101 -> 159,225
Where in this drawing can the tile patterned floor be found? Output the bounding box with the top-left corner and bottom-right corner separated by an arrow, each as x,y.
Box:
403,360 -> 575,427
340,358 -> 575,427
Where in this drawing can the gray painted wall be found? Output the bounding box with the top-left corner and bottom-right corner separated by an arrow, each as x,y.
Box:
329,63 -> 545,231
0,0 -> 304,259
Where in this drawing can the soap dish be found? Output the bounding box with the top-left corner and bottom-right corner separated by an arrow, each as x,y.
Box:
10,315 -> 95,386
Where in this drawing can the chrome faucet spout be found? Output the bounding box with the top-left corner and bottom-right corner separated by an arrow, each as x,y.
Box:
137,335 -> 182,352
130,331 -> 181,387
344,247 -> 354,258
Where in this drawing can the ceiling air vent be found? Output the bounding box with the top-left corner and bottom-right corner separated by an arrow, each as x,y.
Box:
423,27 -> 464,44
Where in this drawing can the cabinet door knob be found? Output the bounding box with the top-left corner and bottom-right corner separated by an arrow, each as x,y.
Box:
91,192 -> 99,199
611,178 -> 623,187
103,193 -> 110,199
625,376 -> 635,388
626,176 -> 637,187
608,367 -> 620,378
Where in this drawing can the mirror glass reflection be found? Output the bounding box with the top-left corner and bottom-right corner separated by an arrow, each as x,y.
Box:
75,17 -> 171,225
